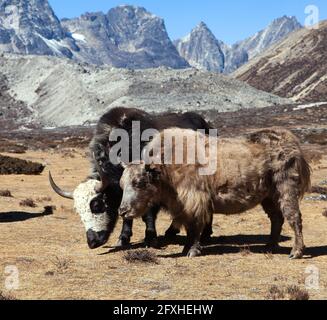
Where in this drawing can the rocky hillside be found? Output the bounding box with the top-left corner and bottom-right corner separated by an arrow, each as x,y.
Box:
62,5 -> 189,69
234,20 -> 327,102
0,0 -> 78,58
175,16 -> 301,73
0,53 -> 290,127
0,72 -> 35,130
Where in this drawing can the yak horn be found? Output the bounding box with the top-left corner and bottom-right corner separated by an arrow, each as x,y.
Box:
49,171 -> 74,200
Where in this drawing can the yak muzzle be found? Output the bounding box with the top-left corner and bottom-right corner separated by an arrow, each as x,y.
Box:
86,229 -> 110,249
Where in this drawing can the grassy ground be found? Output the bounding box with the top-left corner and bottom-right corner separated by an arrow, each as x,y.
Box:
0,148 -> 326,300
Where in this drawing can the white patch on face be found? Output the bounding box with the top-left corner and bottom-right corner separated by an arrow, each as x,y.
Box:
121,170 -> 138,205
73,180 -> 109,233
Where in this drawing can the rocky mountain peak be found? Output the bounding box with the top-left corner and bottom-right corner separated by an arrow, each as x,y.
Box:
175,15 -> 302,73
62,5 -> 189,69
0,0 -> 77,57
236,15 -> 302,59
174,22 -> 224,72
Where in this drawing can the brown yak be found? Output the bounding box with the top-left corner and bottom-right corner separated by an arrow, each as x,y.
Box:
118,128 -> 311,258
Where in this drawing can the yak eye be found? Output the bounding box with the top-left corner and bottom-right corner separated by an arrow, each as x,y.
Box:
90,198 -> 106,214
132,179 -> 147,189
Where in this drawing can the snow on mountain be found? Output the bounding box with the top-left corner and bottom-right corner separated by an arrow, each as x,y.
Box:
62,5 -> 189,69
0,0 -> 78,58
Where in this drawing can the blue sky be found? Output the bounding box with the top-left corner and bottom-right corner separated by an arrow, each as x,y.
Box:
49,0 -> 327,44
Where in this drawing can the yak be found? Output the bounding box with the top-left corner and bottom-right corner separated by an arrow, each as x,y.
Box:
49,107 -> 213,249
118,128 -> 311,258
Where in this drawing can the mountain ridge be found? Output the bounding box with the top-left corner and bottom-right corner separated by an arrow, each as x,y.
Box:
233,20 -> 327,102
175,15 -> 302,73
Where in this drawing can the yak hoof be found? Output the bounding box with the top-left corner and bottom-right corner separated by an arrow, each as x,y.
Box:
289,249 -> 304,260
115,238 -> 130,248
145,237 -> 159,249
187,248 -> 202,258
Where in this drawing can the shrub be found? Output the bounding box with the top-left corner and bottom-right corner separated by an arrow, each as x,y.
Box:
19,198 -> 37,208
0,189 -> 13,197
124,250 -> 158,264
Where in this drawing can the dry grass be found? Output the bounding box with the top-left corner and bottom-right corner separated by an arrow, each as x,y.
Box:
239,246 -> 251,257
0,189 -> 13,197
286,285 -> 310,301
0,291 -> 17,300
50,256 -> 72,274
36,196 -> 52,203
266,285 -> 285,300
0,148 -> 327,300
19,198 -> 37,208
267,285 -> 309,300
124,250 -> 159,264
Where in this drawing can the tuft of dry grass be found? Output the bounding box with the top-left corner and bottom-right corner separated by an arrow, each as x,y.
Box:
51,256 -> 72,273
124,250 -> 159,264
19,198 -> 37,208
286,286 -> 310,301
266,285 -> 309,300
0,291 -> 17,300
0,189 -> 13,197
36,196 -> 52,203
266,285 -> 285,300
239,246 -> 251,256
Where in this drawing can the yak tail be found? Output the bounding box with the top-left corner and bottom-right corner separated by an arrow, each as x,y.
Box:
294,156 -> 311,199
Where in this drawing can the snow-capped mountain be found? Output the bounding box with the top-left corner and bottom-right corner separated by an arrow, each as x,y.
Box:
0,1 -> 303,72
174,22 -> 224,72
175,15 -> 302,73
62,5 -> 189,69
0,0 -> 78,58
235,15 -> 302,59
0,1 -> 188,69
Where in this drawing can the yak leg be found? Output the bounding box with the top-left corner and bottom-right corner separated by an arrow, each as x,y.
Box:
142,205 -> 160,248
165,219 -> 182,239
183,222 -> 203,258
116,218 -> 133,247
200,214 -> 214,244
276,183 -> 305,259
165,215 -> 213,244
262,198 -> 285,252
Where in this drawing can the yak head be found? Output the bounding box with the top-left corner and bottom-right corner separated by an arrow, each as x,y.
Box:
119,161 -> 161,220
49,172 -> 117,249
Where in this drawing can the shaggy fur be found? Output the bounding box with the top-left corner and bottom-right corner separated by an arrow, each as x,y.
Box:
119,128 -> 311,258
88,107 -> 213,247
